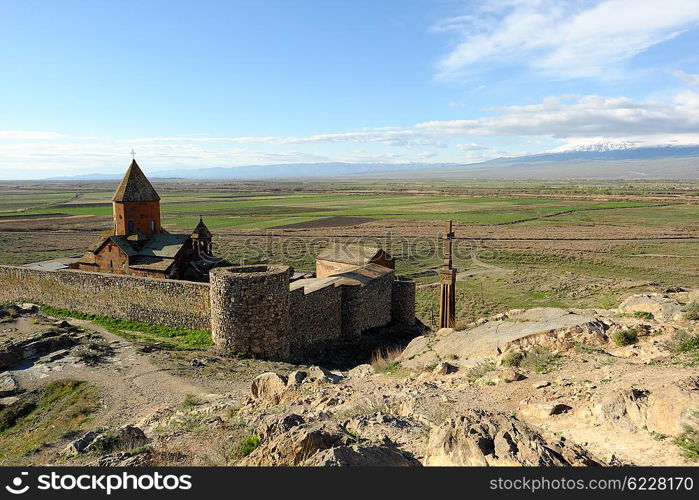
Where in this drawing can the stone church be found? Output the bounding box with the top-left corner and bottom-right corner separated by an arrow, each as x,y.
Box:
71,160 -> 228,281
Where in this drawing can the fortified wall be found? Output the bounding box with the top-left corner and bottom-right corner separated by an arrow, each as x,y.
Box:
0,265 -> 210,330
0,261 -> 415,361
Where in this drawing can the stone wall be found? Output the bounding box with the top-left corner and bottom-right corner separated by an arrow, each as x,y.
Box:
391,278 -> 416,326
210,265 -> 291,361
0,265 -> 210,330
340,270 -> 395,340
1,260 -> 416,362
289,282 -> 342,359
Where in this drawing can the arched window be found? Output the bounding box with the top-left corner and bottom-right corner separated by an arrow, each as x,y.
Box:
151,219 -> 156,232
128,221 -> 134,233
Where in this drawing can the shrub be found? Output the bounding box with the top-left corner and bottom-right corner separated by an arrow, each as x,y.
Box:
521,347 -> 560,373
633,311 -> 655,321
684,302 -> 699,321
370,346 -> 403,374
237,434 -> 261,457
673,414 -> 699,461
466,362 -> 496,382
668,330 -> 699,354
501,351 -> 524,367
612,328 -> 638,347
573,343 -> 595,354
74,337 -> 113,365
181,394 -> 200,410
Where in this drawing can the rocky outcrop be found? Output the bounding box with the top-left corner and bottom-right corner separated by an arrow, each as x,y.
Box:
399,308 -> 607,370
0,372 -> 18,397
250,372 -> 288,403
239,424 -> 347,466
592,380 -> 699,436
0,328 -> 80,370
424,409 -> 604,466
618,294 -> 684,321
301,444 -> 420,466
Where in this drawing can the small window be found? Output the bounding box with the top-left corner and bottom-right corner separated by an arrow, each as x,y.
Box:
151,219 -> 156,232
128,221 -> 134,233
109,260 -> 113,268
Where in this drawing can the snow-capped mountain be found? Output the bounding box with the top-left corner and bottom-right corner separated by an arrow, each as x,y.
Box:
548,141 -> 642,153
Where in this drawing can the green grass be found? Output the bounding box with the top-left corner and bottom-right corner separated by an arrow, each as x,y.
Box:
501,351 -> 524,367
684,303 -> 699,321
0,379 -> 99,464
236,434 -> 261,457
3,189 -> 666,230
612,328 -> 639,347
669,330 -> 699,353
521,347 -> 561,373
40,305 -> 211,350
633,311 -> 655,321
465,362 -> 496,382
673,413 -> 699,462
181,394 -> 200,410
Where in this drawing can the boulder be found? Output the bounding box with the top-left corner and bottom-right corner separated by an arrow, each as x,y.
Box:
85,426 -> 148,454
432,362 -> 457,376
520,402 -> 573,419
495,369 -> 524,383
593,389 -> 649,432
251,372 -> 288,403
343,413 -> 426,455
18,303 -> 38,314
301,444 -> 420,466
424,409 -> 603,466
0,372 -> 18,397
592,383 -> 699,436
63,431 -> 98,456
287,370 -> 307,387
348,364 -> 375,379
306,366 -> 343,384
239,424 -> 346,466
618,294 -> 683,321
256,413 -> 306,441
645,383 -> 699,436
0,396 -> 20,408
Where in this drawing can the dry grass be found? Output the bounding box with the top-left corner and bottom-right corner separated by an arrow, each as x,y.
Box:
370,346 -> 404,374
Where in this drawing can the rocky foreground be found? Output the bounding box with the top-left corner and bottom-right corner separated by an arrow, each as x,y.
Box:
1,291 -> 698,466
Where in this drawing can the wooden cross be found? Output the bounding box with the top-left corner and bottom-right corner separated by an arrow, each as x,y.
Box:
130,149 -> 136,160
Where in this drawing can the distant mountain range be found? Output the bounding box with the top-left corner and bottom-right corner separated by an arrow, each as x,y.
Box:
44,144 -> 699,181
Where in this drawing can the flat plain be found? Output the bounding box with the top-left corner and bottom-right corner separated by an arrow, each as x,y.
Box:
1,179 -> 698,329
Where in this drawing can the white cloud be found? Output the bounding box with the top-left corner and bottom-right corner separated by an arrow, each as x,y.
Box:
121,128 -> 430,147
671,69 -> 699,86
435,0 -> 699,79
0,131 -> 67,140
415,92 -> 699,139
3,90 -> 699,176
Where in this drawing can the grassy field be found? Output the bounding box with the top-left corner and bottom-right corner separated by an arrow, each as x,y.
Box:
1,179 -> 698,329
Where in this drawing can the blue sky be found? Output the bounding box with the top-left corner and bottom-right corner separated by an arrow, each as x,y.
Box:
2,0 -> 699,178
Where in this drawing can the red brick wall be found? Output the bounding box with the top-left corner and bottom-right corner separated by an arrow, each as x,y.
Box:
113,201 -> 161,236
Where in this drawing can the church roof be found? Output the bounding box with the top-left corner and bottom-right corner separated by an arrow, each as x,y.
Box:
191,218 -> 212,239
138,234 -> 190,258
112,160 -> 161,202
316,243 -> 385,266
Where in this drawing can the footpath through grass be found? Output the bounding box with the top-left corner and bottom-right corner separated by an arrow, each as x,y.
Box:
40,306 -> 211,350
0,379 -> 99,464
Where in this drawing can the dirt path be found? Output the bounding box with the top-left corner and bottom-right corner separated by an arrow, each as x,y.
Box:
11,320 -> 218,427
417,250 -> 513,288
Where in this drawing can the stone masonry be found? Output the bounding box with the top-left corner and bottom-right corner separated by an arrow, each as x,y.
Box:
0,260 -> 416,362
